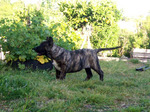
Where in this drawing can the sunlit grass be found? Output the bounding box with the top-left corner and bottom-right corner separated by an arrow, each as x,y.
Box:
0,60 -> 150,111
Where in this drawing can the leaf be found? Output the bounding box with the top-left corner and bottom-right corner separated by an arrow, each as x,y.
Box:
36,55 -> 51,64
19,55 -> 26,62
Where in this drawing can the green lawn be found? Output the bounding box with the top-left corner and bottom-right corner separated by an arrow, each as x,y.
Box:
0,60 -> 150,112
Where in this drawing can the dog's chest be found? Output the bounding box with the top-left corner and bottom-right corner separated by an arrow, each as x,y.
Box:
52,60 -> 61,71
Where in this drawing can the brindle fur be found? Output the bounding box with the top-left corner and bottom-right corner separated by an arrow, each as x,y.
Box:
33,37 -> 121,81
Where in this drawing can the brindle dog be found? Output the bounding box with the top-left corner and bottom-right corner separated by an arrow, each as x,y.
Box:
33,37 -> 121,81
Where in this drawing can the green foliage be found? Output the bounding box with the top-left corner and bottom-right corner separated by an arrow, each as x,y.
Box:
59,1 -> 92,29
91,0 -> 121,49
142,16 -> 150,48
0,9 -> 81,63
59,0 -> 121,29
0,2 -> 82,62
119,16 -> 150,57
0,8 -> 49,62
59,0 -> 122,55
18,63 -> 26,69
0,0 -> 25,19
0,0 -> 13,19
119,23 -> 149,57
49,22 -> 82,50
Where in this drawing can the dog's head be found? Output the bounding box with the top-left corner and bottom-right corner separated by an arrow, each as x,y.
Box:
33,37 -> 53,57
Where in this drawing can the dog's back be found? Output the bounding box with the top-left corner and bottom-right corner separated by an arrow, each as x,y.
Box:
55,49 -> 98,73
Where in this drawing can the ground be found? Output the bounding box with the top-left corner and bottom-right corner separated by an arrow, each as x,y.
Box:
0,60 -> 150,112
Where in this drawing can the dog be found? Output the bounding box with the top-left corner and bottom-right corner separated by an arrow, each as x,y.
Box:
33,37 -> 121,81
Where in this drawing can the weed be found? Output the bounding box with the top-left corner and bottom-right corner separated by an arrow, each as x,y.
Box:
0,75 -> 32,100
129,58 -> 140,64
0,60 -> 150,111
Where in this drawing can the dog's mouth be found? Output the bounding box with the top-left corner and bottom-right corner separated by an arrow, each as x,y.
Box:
37,53 -> 42,56
33,48 -> 42,56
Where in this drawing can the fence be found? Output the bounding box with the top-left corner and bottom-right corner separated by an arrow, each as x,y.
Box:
131,48 -> 150,62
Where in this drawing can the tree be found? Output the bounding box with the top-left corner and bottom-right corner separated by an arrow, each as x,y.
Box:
0,0 -> 13,19
142,16 -> 150,48
59,0 -> 122,53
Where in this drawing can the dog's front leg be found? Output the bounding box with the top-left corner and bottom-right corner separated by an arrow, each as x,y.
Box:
56,69 -> 61,79
59,71 -> 66,80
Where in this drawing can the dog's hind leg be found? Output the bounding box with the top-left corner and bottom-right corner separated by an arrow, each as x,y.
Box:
92,67 -> 104,81
85,68 -> 93,81
91,60 -> 104,81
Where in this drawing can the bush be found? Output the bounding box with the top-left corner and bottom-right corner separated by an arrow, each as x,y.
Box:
0,8 -> 49,62
0,7 -> 82,63
49,22 -> 82,50
119,29 -> 149,57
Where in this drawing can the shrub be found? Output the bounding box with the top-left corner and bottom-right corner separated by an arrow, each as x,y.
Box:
49,22 -> 82,50
0,8 -> 49,62
0,7 -> 82,63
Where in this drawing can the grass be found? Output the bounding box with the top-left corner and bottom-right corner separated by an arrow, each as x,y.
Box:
0,60 -> 150,112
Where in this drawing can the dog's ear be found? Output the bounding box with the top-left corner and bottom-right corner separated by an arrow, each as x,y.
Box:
46,37 -> 53,41
46,37 -> 53,46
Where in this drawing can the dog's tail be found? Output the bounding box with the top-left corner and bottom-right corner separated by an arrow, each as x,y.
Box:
96,46 -> 121,53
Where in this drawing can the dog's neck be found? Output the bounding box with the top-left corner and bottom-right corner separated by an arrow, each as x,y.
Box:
51,44 -> 66,59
